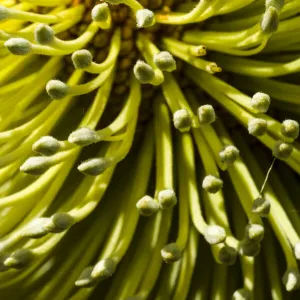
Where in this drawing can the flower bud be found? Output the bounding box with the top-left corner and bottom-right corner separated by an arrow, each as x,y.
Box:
265,0 -> 285,11
273,140 -> 293,159
248,118 -> 267,136
261,6 -> 279,34
173,109 -> 192,132
91,258 -> 117,279
252,196 -> 271,217
4,38 -> 32,55
136,195 -> 159,216
133,60 -> 155,84
71,49 -> 93,69
136,9 -> 155,28
44,212 -> 74,233
218,245 -> 237,265
46,80 -> 69,100
281,119 -> 299,140
197,104 -> 216,125
161,243 -> 182,263
219,145 -> 239,165
250,92 -> 271,113
239,240 -> 261,257
157,189 -> 177,209
32,136 -> 61,156
20,156 -> 51,175
245,224 -> 264,243
4,249 -> 34,269
282,268 -> 300,291
202,175 -> 223,194
204,225 -> 226,245
75,266 -> 97,287
78,157 -> 113,176
91,3 -> 109,22
68,127 -> 99,146
21,218 -> 49,238
153,51 -> 176,72
0,6 -> 10,20
232,289 -> 251,300
34,24 -> 54,45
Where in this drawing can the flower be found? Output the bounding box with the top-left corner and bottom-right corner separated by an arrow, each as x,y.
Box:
0,0 -> 300,299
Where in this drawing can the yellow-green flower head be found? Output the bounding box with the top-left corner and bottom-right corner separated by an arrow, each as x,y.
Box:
1,0 -> 300,299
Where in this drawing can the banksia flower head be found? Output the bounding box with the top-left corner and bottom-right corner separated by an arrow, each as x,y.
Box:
1,0 -> 300,299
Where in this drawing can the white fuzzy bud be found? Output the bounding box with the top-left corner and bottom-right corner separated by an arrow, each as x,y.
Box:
202,175 -> 223,194
68,128 -> 99,146
46,80 -> 69,100
136,9 -> 155,28
204,225 -> 226,245
136,195 -> 159,216
34,24 -> 54,45
161,243 -> 182,263
78,157 -> 113,176
153,51 -> 176,72
4,38 -> 32,55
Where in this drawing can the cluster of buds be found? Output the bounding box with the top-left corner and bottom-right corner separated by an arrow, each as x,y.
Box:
0,0 -> 300,299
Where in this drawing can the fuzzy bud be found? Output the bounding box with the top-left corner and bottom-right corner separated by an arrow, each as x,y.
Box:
219,145 -> 239,165
68,127 -> 99,146
157,189 -> 177,209
20,156 -> 51,175
34,24 -> 54,45
250,92 -> 271,113
204,225 -> 226,245
161,243 -> 182,263
218,245 -> 237,265
252,196 -> 271,217
281,119 -> 299,140
72,49 -> 93,69
4,38 -> 32,55
91,3 -> 109,22
0,6 -> 10,20
46,80 -> 69,100
273,140 -> 293,159
248,118 -> 267,136
32,136 -> 61,156
91,258 -> 117,279
136,9 -> 155,28
282,268 -> 300,291
133,60 -> 155,84
245,224 -> 264,243
4,249 -> 34,269
261,6 -> 279,34
78,157 -> 113,176
153,51 -> 176,72
136,195 -> 159,216
44,212 -> 74,233
202,175 -> 223,194
197,104 -> 216,125
173,109 -> 192,132
239,240 -> 261,257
